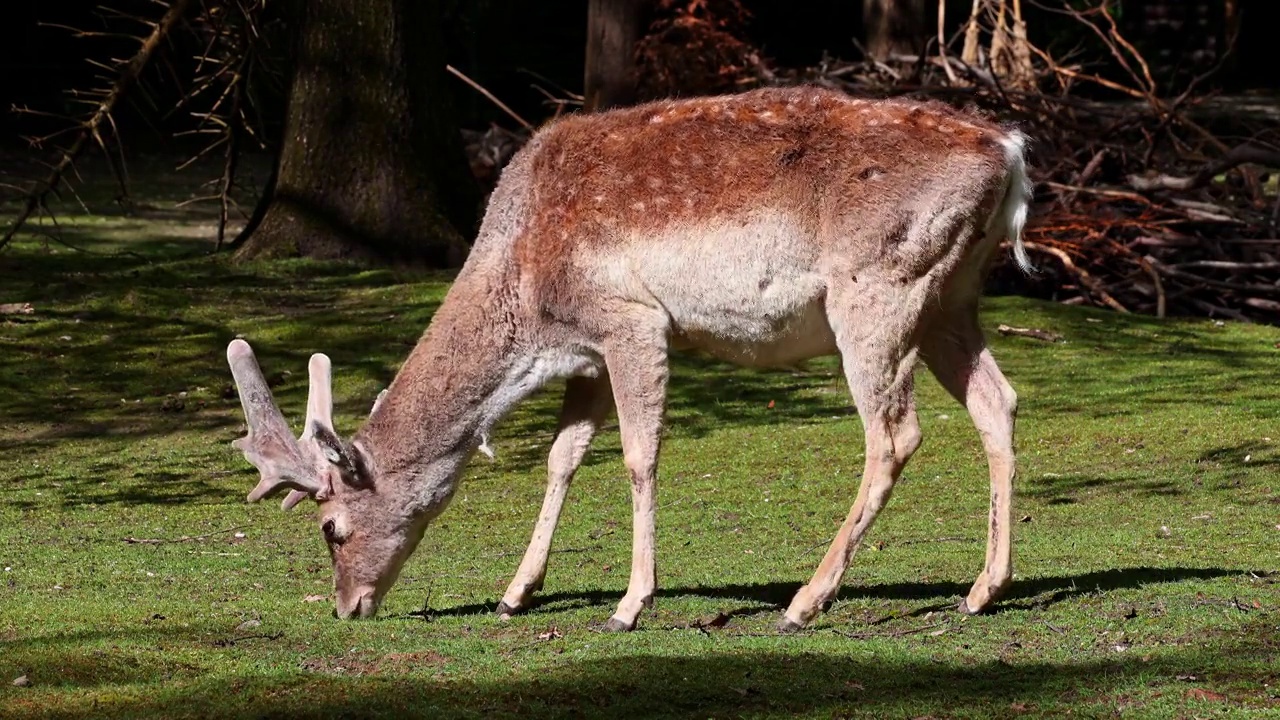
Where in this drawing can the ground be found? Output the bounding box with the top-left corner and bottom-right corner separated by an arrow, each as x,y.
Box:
1,162 -> 1279,718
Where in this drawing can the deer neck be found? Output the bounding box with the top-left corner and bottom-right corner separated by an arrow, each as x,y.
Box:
354,256 -> 533,506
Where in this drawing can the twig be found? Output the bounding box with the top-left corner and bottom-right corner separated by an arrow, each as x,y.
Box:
997,324 -> 1063,342
1145,256 -> 1280,298
1128,143 -> 1280,192
446,64 -> 533,131
1024,242 -> 1130,313
1137,257 -> 1166,319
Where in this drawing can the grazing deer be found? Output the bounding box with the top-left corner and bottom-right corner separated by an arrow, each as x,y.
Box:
225,85 -> 1032,631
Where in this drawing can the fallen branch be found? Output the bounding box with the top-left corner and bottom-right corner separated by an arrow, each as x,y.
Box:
1024,241 -> 1131,313
1128,143 -> 1280,192
997,324 -> 1063,342
1145,256 -> 1280,298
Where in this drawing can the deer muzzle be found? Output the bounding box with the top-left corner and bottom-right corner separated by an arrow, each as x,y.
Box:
335,585 -> 380,620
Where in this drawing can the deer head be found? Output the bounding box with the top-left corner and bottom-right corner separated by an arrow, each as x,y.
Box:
225,339 -> 431,619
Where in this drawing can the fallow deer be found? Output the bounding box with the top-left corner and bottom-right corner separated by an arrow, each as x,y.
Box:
225,85 -> 1032,631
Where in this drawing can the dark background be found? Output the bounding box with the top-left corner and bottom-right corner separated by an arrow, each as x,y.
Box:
2,0 -> 1275,151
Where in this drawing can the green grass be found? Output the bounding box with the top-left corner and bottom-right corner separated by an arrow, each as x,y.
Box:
2,222 -> 1280,718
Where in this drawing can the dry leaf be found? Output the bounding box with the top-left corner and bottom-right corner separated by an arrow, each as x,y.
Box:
537,629 -> 563,641
303,594 -> 327,603
12,674 -> 30,687
1185,688 -> 1226,702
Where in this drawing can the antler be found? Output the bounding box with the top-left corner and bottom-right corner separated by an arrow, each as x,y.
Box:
226,339 -> 334,508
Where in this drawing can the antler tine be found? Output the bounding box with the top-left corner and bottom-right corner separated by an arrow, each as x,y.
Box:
281,489 -> 311,510
301,353 -> 334,440
226,339 -> 321,503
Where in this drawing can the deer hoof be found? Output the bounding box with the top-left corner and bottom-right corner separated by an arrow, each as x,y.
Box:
957,598 -> 981,616
495,601 -> 520,619
775,616 -> 805,634
602,616 -> 634,633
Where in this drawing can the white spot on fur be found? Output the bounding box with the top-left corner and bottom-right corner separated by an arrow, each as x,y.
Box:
632,201 -> 646,212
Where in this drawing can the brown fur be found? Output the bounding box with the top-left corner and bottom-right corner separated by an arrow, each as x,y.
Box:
226,85 -> 1030,629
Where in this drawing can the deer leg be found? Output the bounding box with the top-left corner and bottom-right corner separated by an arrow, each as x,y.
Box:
923,315 -> 1018,615
600,318 -> 669,632
497,374 -> 614,618
779,325 -> 922,631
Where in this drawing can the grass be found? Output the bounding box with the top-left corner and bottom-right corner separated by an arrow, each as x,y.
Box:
2,184 -> 1280,718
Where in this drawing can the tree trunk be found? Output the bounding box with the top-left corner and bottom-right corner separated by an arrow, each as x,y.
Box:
234,0 -> 478,267
863,0 -> 929,61
584,0 -> 645,112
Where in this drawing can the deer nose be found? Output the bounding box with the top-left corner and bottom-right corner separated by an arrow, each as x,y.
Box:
335,586 -> 379,619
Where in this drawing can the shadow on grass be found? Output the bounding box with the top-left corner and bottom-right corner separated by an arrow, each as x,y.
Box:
8,636 -> 1277,719
414,566 -> 1247,622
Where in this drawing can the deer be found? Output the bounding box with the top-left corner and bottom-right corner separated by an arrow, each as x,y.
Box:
225,85 -> 1032,632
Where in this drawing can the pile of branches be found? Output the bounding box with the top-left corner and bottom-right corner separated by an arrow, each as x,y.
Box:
768,0 -> 1280,322
633,0 -> 770,101
463,0 -> 1279,322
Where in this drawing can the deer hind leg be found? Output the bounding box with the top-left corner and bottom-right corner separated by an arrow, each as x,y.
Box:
599,311 -> 669,632
779,288 -> 925,631
922,308 -> 1018,614
497,374 -> 614,618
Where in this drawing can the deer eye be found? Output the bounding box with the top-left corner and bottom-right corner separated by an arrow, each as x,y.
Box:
322,519 -> 343,545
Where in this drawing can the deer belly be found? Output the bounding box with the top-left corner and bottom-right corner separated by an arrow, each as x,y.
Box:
672,305 -> 836,367
595,216 -> 835,367
659,272 -> 837,368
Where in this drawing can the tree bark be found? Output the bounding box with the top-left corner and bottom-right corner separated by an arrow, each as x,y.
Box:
863,0 -> 930,61
234,0 -> 478,267
584,0 -> 646,112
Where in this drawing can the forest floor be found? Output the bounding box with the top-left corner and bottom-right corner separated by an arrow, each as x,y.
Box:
2,173 -> 1280,719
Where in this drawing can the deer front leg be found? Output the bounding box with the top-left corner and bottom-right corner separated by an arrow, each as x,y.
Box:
600,316 -> 669,632
497,374 -> 614,618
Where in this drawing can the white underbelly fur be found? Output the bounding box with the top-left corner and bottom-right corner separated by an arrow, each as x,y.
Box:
593,214 -> 838,368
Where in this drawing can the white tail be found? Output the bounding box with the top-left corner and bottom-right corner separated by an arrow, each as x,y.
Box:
227,86 -> 1031,629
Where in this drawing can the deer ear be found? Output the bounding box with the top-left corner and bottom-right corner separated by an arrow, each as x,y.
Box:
310,422 -> 372,488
